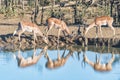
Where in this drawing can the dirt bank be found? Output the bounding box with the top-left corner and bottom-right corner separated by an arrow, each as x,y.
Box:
0,16 -> 120,51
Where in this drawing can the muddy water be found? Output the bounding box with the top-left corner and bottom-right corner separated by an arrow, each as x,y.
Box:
0,45 -> 120,80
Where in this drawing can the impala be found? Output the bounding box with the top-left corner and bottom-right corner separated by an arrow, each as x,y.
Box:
13,21 -> 48,44
45,49 -> 73,69
16,46 -> 48,67
84,16 -> 115,37
46,17 -> 71,43
84,53 -> 115,71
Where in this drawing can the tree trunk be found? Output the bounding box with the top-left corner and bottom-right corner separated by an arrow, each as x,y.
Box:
22,0 -> 24,10
74,0 -> 78,24
117,4 -> 120,22
4,0 -> 9,9
34,0 -> 39,18
34,0 -> 41,25
0,0 -> 1,9
51,0 -> 55,13
41,7 -> 44,25
110,0 -> 114,17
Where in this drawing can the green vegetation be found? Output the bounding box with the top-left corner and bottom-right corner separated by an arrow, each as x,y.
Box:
0,0 -> 119,25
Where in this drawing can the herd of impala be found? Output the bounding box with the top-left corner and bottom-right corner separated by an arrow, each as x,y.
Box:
13,15 -> 116,71
13,16 -> 116,45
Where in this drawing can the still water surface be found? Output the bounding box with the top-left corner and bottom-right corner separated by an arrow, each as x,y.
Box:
0,46 -> 120,80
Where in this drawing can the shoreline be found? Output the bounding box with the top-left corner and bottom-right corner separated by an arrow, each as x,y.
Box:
0,17 -> 120,51
0,31 -> 120,51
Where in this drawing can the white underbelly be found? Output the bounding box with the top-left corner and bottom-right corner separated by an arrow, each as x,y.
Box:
102,22 -> 107,25
26,29 -> 32,32
24,26 -> 33,32
54,24 -> 61,29
101,21 -> 107,25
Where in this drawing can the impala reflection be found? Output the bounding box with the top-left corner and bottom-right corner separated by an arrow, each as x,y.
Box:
83,46 -> 115,72
45,46 -> 73,69
16,46 -> 48,68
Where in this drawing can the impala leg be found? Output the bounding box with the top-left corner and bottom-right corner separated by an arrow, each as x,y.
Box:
32,47 -> 37,59
17,48 -> 24,62
46,24 -> 54,37
84,28 -> 89,36
62,31 -> 66,37
33,46 -> 36,55
18,30 -> 24,41
85,25 -> 94,36
57,29 -> 61,44
35,34 -> 38,41
45,52 -> 52,62
57,45 -> 61,60
95,27 -> 98,38
62,48 -> 66,57
18,49 -> 22,59
96,54 -> 101,65
46,29 -> 49,37
65,50 -> 73,60
33,32 -> 37,45
84,53 -> 94,67
57,52 -> 61,60
99,26 -> 103,38
108,20 -> 115,36
109,24 -> 115,36
108,54 -> 115,64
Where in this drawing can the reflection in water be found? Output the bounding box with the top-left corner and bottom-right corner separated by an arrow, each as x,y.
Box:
83,46 -> 115,72
45,46 -> 73,69
16,46 -> 48,68
1,45 -> 120,80
0,52 -> 15,65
